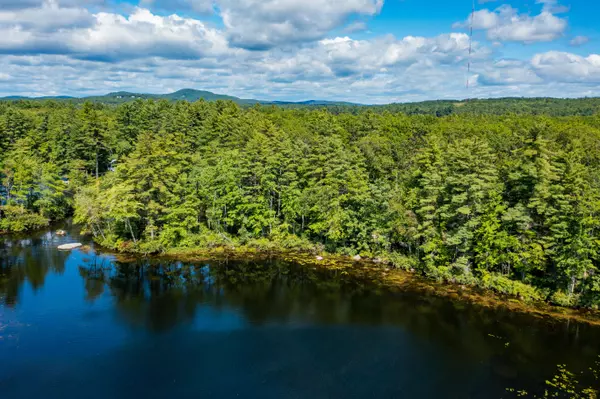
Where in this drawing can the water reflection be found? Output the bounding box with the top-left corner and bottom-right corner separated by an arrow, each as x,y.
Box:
82,255 -> 600,384
1,225 -> 600,398
0,229 -> 70,307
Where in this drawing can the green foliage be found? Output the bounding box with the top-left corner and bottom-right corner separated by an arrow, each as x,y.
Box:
386,252 -> 419,271
549,291 -> 578,308
479,272 -> 542,302
509,358 -> 600,398
4,93 -> 600,116
4,98 -> 600,307
0,205 -> 49,232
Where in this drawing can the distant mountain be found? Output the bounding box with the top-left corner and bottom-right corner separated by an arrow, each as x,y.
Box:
0,89 -> 359,106
2,95 -> 75,100
3,90 -> 598,116
162,89 -> 258,104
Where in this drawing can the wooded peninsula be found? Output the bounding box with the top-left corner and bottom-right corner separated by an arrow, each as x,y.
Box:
2,97 -> 600,309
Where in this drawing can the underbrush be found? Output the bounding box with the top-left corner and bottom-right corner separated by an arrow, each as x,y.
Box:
0,206 -> 49,233
478,272 -> 543,303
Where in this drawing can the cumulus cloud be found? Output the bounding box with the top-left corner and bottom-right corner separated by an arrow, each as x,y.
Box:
0,23 -> 495,102
0,1 -> 95,32
0,49 -> 598,103
138,0 -> 383,48
218,0 -> 383,49
0,0 -> 597,102
252,33 -> 488,83
4,0 -> 386,51
0,7 -> 231,61
0,52 -> 478,103
478,60 -> 543,85
531,51 -> 600,83
70,9 -> 230,61
0,0 -> 105,9
455,5 -> 567,43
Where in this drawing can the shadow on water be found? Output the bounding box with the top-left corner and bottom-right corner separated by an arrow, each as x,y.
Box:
1,224 -> 599,398
0,225 -> 73,307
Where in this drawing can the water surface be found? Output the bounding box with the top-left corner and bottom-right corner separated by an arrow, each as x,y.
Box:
1,223 -> 599,398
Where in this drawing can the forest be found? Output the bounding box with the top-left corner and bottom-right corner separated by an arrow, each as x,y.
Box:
4,94 -> 600,115
2,98 -> 600,308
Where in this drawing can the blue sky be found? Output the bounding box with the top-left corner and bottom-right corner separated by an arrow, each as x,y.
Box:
0,0 -> 598,103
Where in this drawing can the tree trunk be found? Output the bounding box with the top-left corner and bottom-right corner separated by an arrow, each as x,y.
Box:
126,218 -> 137,243
92,223 -> 106,240
569,276 -> 576,295
278,191 -> 281,216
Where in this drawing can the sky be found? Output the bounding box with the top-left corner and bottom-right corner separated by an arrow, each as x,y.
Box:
0,0 -> 598,103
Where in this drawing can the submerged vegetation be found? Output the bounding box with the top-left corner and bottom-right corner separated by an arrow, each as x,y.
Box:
508,357 -> 600,398
2,99 -> 600,308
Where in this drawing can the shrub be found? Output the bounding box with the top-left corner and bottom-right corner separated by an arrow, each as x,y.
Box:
386,252 -> 419,271
549,290 -> 579,307
479,272 -> 542,302
0,206 -> 49,233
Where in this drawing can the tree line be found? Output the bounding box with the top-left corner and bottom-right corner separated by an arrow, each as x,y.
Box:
2,99 -> 600,307
5,95 -> 600,116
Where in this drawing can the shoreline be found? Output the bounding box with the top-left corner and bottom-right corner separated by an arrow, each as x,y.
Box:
6,223 -> 598,327
101,244 -> 600,327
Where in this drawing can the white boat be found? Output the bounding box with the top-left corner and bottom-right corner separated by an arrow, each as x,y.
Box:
57,243 -> 82,250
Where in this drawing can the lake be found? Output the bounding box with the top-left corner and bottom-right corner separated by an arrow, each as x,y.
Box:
1,223 -> 599,399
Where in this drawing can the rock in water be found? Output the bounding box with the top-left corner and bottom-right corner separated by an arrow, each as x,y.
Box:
56,230 -> 66,236
353,255 -> 361,261
57,243 -> 82,250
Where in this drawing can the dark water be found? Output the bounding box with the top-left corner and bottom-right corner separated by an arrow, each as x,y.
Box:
1,223 -> 599,399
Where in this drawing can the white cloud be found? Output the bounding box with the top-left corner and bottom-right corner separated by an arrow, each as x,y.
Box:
2,1 -> 386,54
138,0 -> 383,48
478,60 -> 543,85
465,9 -> 499,30
0,1 -> 95,32
0,30 -> 494,102
1,49 -> 598,103
455,5 -> 567,43
531,51 -> 600,83
71,9 -> 230,61
218,0 -> 384,49
255,33 -> 488,81
0,7 -> 231,61
0,0 -> 105,9
0,1 -> 597,102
